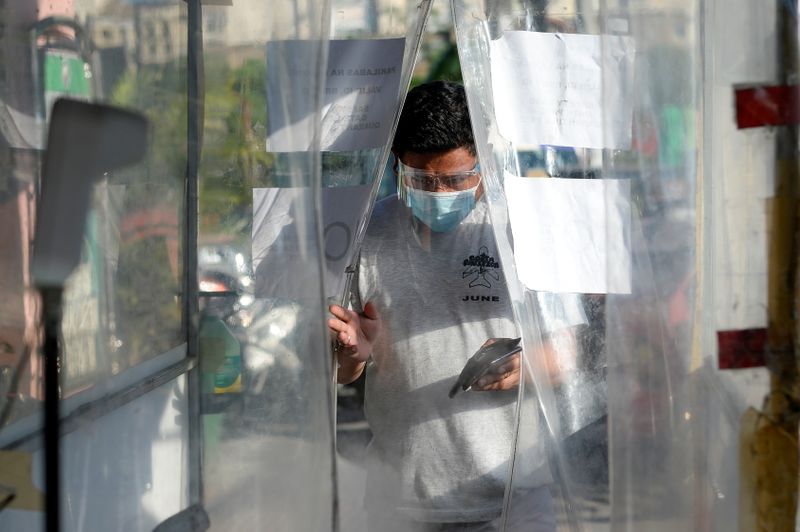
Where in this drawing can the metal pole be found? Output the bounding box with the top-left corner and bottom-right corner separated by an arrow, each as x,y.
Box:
42,287 -> 62,532
185,0 -> 204,509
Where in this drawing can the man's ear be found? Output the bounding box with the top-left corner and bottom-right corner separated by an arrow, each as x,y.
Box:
390,151 -> 400,176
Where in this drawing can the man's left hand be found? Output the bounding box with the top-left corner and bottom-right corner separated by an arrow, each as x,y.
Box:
473,353 -> 520,392
472,329 -> 577,392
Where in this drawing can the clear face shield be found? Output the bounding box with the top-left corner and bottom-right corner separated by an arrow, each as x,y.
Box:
397,159 -> 483,233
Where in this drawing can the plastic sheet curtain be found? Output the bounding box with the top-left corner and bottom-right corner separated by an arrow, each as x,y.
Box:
0,1 -> 334,531
322,0 -> 432,304
197,1 -> 335,530
201,0 -> 433,530
457,0 -> 800,530
452,0 -> 697,529
314,2 -> 435,530
598,1 -> 701,530
603,1 -> 800,530
453,1 -> 620,530
1,0 -> 795,529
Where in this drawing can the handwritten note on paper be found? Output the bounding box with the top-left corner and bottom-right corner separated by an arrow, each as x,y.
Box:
266,38 -> 404,152
490,31 -> 635,149
253,185 -> 372,300
504,173 -> 631,294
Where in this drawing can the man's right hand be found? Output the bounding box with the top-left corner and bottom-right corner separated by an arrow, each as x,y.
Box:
328,301 -> 380,384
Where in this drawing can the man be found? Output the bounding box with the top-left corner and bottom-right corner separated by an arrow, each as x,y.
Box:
328,81 -> 562,531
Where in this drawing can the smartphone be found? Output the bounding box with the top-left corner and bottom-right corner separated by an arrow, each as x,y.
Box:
448,337 -> 522,398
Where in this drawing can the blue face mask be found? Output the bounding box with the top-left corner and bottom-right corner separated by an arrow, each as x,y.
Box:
406,185 -> 479,232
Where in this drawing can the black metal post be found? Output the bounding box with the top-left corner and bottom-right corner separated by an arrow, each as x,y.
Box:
42,287 -> 63,532
185,0 -> 204,509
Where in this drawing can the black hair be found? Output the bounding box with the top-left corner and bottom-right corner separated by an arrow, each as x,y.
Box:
392,81 -> 475,157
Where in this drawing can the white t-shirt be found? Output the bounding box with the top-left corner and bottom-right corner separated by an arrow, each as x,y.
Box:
357,196 -> 553,523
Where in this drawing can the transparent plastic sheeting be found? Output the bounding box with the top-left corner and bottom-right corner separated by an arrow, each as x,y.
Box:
0,1 -> 333,532
204,1 -> 431,531
456,1 -> 800,531
602,1 -> 799,530
457,0 -> 792,531
198,1 -> 336,531
453,0 -> 650,529
598,2 -> 700,529
255,0 -> 434,302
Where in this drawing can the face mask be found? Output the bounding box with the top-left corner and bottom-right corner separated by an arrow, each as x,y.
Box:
405,184 -> 479,232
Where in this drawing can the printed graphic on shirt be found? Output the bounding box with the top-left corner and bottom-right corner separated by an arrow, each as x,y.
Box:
462,245 -> 501,289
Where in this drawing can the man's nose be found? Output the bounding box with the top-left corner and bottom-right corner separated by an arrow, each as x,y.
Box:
432,181 -> 449,192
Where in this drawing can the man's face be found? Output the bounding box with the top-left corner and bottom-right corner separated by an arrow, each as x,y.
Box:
399,147 -> 482,198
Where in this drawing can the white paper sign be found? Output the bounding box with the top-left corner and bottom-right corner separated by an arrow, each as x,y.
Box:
266,38 -> 404,152
253,185 -> 372,299
504,174 -> 631,294
490,31 -> 635,149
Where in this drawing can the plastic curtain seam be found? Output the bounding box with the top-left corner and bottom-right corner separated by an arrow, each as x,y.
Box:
311,4 -> 341,530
